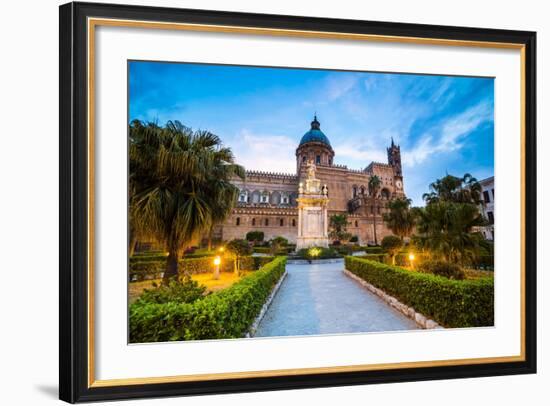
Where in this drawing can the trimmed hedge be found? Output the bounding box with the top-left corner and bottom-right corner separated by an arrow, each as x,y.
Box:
129,256 -> 287,342
345,257 -> 494,328
129,255 -> 275,281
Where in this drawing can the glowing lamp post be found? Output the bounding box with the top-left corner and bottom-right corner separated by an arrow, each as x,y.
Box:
408,253 -> 415,269
213,255 -> 221,280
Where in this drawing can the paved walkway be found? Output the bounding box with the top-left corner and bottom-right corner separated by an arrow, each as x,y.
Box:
254,260 -> 418,337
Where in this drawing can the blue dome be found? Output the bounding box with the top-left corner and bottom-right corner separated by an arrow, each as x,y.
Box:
299,116 -> 331,147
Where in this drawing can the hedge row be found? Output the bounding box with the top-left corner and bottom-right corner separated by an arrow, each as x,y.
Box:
130,255 -> 275,281
129,256 -> 287,342
344,257 -> 494,328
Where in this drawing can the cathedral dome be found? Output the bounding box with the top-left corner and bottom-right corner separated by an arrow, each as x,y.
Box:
299,115 -> 331,147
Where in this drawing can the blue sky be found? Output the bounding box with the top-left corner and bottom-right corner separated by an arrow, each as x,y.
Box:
129,61 -> 494,206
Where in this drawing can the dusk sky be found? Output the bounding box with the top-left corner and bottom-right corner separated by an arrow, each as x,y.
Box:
129,61 -> 494,206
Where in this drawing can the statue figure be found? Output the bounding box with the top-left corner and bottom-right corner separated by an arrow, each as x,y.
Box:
306,159 -> 317,179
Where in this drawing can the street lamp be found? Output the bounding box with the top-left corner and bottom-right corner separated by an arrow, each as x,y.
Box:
408,253 -> 415,269
213,255 -> 221,280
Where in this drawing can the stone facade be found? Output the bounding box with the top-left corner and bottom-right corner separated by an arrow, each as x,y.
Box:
217,116 -> 406,245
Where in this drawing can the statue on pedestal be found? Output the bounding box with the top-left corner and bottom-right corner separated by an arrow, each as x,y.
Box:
296,160 -> 330,250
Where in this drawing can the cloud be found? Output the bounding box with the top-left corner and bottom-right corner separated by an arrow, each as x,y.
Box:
230,130 -> 297,173
324,73 -> 359,101
402,100 -> 493,168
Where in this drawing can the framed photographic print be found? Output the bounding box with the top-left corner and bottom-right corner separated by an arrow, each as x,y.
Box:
59,2 -> 537,403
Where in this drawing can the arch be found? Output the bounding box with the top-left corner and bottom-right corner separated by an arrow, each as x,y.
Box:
251,190 -> 261,204
381,188 -> 390,200
252,218 -> 256,226
236,217 -> 241,226
270,191 -> 281,205
352,185 -> 358,198
360,186 -> 366,195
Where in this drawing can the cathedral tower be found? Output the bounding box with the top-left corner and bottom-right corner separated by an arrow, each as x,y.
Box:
387,138 -> 402,176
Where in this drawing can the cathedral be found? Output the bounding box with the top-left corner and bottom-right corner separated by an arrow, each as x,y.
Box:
216,116 -> 406,245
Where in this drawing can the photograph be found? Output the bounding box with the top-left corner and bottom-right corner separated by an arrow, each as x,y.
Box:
127,61 -> 495,343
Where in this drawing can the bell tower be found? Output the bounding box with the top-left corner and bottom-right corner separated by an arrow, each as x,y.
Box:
387,138 -> 402,176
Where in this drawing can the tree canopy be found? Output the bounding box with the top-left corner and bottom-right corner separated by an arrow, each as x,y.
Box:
129,119 -> 245,283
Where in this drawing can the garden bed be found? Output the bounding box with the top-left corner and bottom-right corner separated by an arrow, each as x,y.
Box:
344,256 -> 494,328
129,256 -> 287,342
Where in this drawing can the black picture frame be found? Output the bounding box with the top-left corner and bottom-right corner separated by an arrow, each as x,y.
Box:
59,1 -> 537,403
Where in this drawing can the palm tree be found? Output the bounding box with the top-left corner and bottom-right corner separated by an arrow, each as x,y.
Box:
413,201 -> 488,264
368,175 -> 382,245
423,173 -> 483,205
383,197 -> 416,241
129,120 -> 245,284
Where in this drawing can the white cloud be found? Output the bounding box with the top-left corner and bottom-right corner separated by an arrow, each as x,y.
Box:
324,73 -> 359,101
403,100 -> 493,167
230,130 -> 296,173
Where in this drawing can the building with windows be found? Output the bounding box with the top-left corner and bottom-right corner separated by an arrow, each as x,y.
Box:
479,176 -> 495,240
215,116 -> 407,245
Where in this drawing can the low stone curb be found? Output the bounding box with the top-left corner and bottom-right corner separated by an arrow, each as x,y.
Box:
287,258 -> 344,265
246,270 -> 288,337
343,269 -> 444,330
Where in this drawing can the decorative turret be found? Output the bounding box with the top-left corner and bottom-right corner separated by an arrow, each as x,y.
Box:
296,115 -> 335,172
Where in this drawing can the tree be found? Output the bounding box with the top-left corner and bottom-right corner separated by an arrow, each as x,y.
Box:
129,120 -> 245,284
381,235 -> 403,265
329,214 -> 352,243
226,239 -> 252,275
383,197 -> 416,241
422,173 -> 482,205
270,236 -> 288,255
368,175 -> 382,245
245,231 -> 264,245
413,201 -> 488,264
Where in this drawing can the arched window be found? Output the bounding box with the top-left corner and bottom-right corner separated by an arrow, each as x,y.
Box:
252,218 -> 256,226
292,219 -> 296,227
381,188 -> 390,200
265,218 -> 269,226
355,220 -> 358,227
302,156 -> 306,163
280,218 -> 284,227
260,192 -> 269,203
360,186 -> 365,195
328,158 -> 332,165
236,217 -> 241,226
353,186 -> 358,198
316,155 -> 321,164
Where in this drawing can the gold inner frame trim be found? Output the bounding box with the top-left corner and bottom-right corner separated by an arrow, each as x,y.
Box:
87,17 -> 527,388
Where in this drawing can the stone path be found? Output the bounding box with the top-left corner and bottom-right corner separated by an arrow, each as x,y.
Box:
254,260 -> 419,337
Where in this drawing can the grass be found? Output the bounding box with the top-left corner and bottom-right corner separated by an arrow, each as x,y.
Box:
129,272 -> 249,303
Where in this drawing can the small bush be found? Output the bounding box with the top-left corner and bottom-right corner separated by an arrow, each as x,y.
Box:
345,257 -> 493,328
136,277 -> 206,305
418,260 -> 465,280
349,235 -> 359,243
296,247 -> 341,260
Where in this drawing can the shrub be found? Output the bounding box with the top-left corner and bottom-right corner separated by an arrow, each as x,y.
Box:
296,246 -> 341,260
418,260 -> 465,280
349,235 -> 359,243
381,235 -> 403,265
364,246 -> 383,254
245,231 -> 264,244
129,256 -> 287,342
136,277 -> 206,305
129,255 -> 274,281
356,253 -> 388,263
345,257 -> 494,328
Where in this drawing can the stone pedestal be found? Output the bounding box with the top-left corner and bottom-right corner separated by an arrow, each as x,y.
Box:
296,161 -> 329,250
